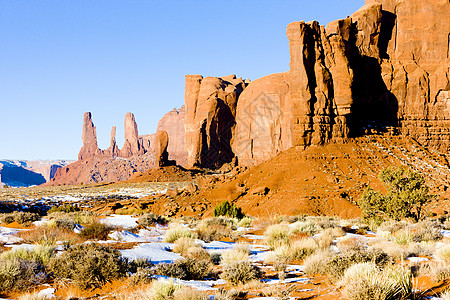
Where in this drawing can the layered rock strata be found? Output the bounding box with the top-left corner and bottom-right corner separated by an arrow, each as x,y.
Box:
184,74 -> 248,168
230,0 -> 450,166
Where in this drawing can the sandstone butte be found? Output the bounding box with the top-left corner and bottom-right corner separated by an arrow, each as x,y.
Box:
50,0 -> 450,201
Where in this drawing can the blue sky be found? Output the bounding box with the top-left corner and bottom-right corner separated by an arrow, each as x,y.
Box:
0,0 -> 365,160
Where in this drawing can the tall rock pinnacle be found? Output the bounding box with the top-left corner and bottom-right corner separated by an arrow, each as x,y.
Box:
78,112 -> 100,160
120,113 -> 144,158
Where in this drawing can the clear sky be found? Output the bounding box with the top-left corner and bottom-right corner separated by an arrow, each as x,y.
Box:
0,0 -> 365,160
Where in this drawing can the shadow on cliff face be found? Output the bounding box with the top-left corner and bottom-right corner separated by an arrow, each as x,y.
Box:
350,10 -> 399,136
0,165 -> 46,187
198,99 -> 236,169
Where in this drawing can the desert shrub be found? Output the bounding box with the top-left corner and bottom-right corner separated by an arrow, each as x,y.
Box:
172,237 -> 198,254
359,167 -> 434,224
221,244 -> 250,265
213,201 -> 245,219
220,261 -> 262,285
377,220 -> 408,234
128,258 -> 153,273
47,211 -> 96,225
291,238 -> 319,260
173,288 -> 208,300
337,236 -> 366,251
186,247 -> 211,261
49,243 -> 128,289
303,250 -> 333,275
129,267 -> 153,286
53,218 -> 77,230
0,211 -> 40,225
237,217 -> 254,228
290,221 -> 321,236
0,258 -> 47,292
138,212 -> 169,226
0,245 -> 56,265
437,244 -> 450,263
154,258 -> 213,280
264,244 -> 291,270
325,248 -> 391,280
340,263 -> 413,300
264,224 -> 291,249
421,261 -> 450,282
18,293 -> 48,300
197,217 -> 233,242
79,220 -> 113,240
18,224 -> 78,246
164,225 -> 197,243
47,204 -> 80,214
410,220 -> 442,242
151,278 -> 181,300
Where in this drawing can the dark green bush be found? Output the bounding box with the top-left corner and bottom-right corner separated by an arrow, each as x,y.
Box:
359,167 -> 434,224
79,220 -> 112,240
48,204 -> 80,214
220,261 -> 262,285
49,243 -> 128,289
154,258 -> 213,280
213,201 -> 245,219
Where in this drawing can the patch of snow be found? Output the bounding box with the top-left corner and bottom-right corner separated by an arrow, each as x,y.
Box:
73,224 -> 83,234
37,287 -> 55,298
100,214 -> 138,229
0,226 -> 23,244
243,234 -> 265,240
154,275 -> 226,291
4,243 -> 38,251
200,241 -> 235,253
442,230 -> 450,238
120,243 -> 182,264
406,257 -> 429,263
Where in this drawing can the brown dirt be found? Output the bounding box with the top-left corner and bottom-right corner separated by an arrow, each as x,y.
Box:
93,135 -> 450,220
124,165 -> 200,183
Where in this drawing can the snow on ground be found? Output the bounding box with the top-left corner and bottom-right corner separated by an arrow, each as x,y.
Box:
442,230 -> 450,238
100,214 -> 139,229
37,287 -> 55,298
4,243 -> 38,251
0,226 -> 23,244
199,241 -> 235,253
120,242 -> 182,264
243,234 -> 265,240
407,257 -> 429,263
154,276 -> 226,291
108,230 -> 161,243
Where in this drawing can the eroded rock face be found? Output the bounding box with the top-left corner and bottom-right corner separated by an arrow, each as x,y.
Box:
156,106 -> 188,167
155,130 -> 169,168
232,0 -> 450,166
78,112 -> 147,160
120,113 -> 145,158
184,74 -> 247,168
78,112 -> 100,160
366,0 -> 450,153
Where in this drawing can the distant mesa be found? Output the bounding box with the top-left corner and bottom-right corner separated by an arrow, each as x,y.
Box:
0,160 -> 72,187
